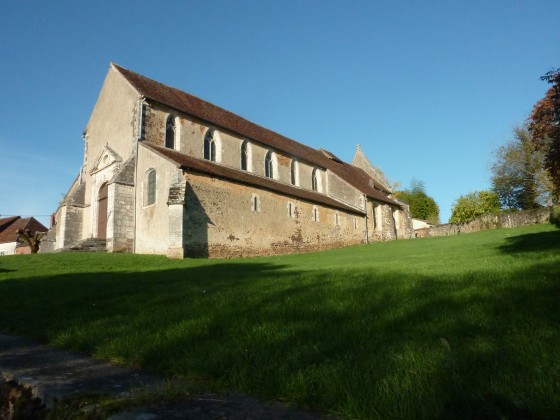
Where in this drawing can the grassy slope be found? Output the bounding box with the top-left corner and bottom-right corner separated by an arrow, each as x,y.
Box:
0,224 -> 559,418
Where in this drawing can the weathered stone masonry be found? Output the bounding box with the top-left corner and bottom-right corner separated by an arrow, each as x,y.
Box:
182,172 -> 365,258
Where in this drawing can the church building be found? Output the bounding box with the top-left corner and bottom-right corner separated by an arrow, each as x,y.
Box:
48,63 -> 413,258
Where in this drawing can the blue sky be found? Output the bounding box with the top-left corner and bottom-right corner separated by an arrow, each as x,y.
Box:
1,1 -> 558,227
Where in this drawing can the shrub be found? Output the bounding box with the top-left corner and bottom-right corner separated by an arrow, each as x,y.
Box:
550,206 -> 560,228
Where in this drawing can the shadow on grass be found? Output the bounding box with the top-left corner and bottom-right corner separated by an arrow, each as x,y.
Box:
498,228 -> 560,254
0,259 -> 558,418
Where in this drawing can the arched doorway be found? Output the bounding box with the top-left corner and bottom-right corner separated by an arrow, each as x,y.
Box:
97,183 -> 108,239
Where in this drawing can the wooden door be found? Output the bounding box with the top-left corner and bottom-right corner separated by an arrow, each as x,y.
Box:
97,183 -> 108,239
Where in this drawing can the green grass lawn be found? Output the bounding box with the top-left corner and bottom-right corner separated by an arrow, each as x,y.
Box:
1,224 -> 559,419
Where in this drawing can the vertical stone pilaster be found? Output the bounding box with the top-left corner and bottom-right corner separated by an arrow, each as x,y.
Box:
381,204 -> 396,241
108,183 -> 135,252
167,203 -> 184,258
167,172 -> 187,259
55,206 -> 67,249
106,183 -> 116,251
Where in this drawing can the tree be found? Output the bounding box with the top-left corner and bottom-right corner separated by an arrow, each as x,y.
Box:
16,229 -> 46,254
528,68 -> 560,199
490,126 -> 552,209
395,179 -> 440,224
449,190 -> 500,224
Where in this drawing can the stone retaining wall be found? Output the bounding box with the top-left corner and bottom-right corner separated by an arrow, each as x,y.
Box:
416,207 -> 553,238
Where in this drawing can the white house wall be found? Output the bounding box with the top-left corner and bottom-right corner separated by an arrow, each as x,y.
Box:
0,242 -> 16,256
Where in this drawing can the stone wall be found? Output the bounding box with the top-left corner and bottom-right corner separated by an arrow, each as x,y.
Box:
63,204 -> 84,246
38,228 -> 56,253
415,207 -> 553,238
184,172 -> 365,258
108,183 -> 134,252
367,201 -> 400,242
396,205 -> 415,239
327,171 -> 363,209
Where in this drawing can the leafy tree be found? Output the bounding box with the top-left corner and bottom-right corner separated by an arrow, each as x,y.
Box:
395,179 -> 440,224
16,229 -> 46,254
449,190 -> 500,224
528,68 -> 560,199
490,126 -> 552,209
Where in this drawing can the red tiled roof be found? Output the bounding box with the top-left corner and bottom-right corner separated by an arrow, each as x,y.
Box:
0,216 -> 20,232
0,217 -> 47,244
113,64 -> 400,208
142,143 -> 365,215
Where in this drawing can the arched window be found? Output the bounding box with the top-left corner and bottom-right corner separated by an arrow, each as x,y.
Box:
241,141 -> 248,170
265,151 -> 274,178
165,115 -> 175,149
144,169 -> 156,206
290,159 -> 297,185
312,168 -> 318,191
312,206 -> 319,222
204,130 -> 216,161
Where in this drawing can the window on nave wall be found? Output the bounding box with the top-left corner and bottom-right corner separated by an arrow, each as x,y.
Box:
264,151 -> 274,179
312,168 -> 318,191
204,130 -> 216,162
144,168 -> 156,206
241,141 -> 248,171
287,201 -> 295,218
165,115 -> 175,149
290,159 -> 298,186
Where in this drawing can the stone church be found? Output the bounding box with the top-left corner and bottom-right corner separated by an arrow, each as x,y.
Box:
48,63 -> 413,258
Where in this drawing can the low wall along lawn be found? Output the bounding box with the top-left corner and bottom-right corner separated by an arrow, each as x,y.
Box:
416,207 -> 553,238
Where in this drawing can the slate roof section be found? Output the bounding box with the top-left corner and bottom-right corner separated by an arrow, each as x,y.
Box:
0,217 -> 47,244
142,143 -> 365,215
112,63 -> 401,207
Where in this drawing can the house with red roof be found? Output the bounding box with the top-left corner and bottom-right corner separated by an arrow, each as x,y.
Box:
50,63 -> 412,257
0,216 -> 47,256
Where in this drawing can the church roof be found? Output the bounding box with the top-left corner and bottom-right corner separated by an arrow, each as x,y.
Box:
142,143 -> 366,215
0,216 -> 47,244
113,63 -> 400,208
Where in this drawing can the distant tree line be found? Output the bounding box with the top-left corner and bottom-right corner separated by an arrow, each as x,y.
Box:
395,179 -> 440,225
